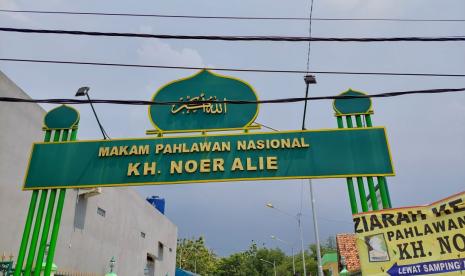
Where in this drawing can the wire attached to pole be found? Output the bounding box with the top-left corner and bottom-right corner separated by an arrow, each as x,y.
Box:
2,58 -> 464,77
1,9 -> 464,22
1,87 -> 465,106
1,27 -> 465,42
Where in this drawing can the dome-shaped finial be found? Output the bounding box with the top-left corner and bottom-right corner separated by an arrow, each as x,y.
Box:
44,105 -> 80,130
333,89 -> 372,115
105,257 -> 117,276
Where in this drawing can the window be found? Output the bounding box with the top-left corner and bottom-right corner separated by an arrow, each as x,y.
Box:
146,254 -> 155,276
158,242 -> 164,260
97,207 -> 106,217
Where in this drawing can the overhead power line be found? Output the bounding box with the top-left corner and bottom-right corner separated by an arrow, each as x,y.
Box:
1,9 -> 464,22
2,58 -> 464,78
1,88 -> 464,106
305,0 -> 315,71
1,27 -> 465,42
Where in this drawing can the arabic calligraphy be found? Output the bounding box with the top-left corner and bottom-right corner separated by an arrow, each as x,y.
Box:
171,93 -> 228,115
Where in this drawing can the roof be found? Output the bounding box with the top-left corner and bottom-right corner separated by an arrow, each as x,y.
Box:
322,252 -> 338,266
175,268 -> 199,276
336,233 -> 361,273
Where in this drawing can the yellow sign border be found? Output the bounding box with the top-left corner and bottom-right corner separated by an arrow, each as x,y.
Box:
147,69 -> 260,133
332,88 -> 373,116
23,127 -> 395,190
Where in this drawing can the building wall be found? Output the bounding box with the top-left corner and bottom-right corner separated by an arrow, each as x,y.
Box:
0,71 -> 177,276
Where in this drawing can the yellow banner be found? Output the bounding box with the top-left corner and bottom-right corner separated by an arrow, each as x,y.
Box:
353,191 -> 465,275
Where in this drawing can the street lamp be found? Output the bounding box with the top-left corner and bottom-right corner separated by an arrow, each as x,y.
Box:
302,74 -> 316,130
266,203 -> 306,276
259,258 -> 277,276
302,74 -> 324,276
75,86 -> 109,139
271,235 -> 295,276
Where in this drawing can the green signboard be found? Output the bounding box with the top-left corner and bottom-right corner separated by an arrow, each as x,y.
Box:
23,128 -> 394,190
148,70 -> 259,133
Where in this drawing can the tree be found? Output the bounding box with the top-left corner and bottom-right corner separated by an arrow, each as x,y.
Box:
176,236 -> 218,275
306,237 -> 338,276
176,237 -> 339,275
215,242 -> 289,276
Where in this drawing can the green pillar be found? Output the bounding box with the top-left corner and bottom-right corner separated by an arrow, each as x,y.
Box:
385,180 -> 392,207
377,177 -> 391,209
33,190 -> 57,276
16,105 -> 80,276
355,115 -> 363,127
52,130 -> 61,143
44,127 -> 77,275
13,191 -> 38,276
333,89 -> 393,213
354,115 -> 378,211
44,189 -> 66,275
356,177 -> 369,212
367,177 -> 379,210
346,116 -> 369,212
14,130 -> 52,276
345,115 -> 353,129
345,178 -> 358,214
365,114 -> 392,209
24,190 -> 48,275
337,116 -> 358,214
43,130 -> 51,143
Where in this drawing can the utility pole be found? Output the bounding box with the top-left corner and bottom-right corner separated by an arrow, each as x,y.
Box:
298,213 -> 307,276
302,74 -> 323,276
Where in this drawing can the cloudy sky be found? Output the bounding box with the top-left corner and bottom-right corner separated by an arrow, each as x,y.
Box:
1,0 -> 464,256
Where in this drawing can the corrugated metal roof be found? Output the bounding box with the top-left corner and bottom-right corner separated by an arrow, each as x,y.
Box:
175,268 -> 199,276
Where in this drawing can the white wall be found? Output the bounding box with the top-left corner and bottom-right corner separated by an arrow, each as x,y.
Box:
0,71 -> 177,276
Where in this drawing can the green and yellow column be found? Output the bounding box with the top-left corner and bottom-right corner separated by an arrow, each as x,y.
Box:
333,89 -> 392,214
14,105 -> 79,276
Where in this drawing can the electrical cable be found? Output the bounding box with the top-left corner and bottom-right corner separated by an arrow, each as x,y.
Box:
301,0 -> 316,130
1,87 -> 464,106
306,0 -> 315,72
1,9 -> 464,22
255,122 -> 279,132
1,27 -> 465,42
1,58 -> 464,78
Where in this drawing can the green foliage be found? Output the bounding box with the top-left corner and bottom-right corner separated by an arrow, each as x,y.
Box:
215,242 -> 287,276
176,236 -> 218,275
176,236 -> 338,276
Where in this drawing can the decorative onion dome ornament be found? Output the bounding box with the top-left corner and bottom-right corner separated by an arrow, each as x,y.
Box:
105,256 -> 117,276
44,105 -> 80,130
333,89 -> 372,116
148,69 -> 259,132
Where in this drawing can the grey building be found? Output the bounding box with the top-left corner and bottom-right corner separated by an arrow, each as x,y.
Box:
0,71 -> 178,276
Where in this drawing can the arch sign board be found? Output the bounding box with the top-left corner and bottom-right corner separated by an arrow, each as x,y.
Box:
23,70 -> 394,190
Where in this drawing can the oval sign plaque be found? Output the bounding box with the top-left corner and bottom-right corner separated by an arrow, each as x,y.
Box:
149,70 -> 259,132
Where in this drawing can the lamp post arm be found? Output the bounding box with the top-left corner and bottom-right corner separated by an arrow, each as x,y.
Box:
86,93 -> 107,140
275,237 -> 291,246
